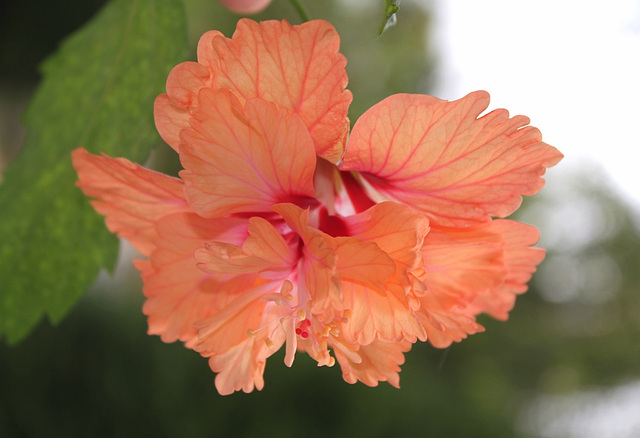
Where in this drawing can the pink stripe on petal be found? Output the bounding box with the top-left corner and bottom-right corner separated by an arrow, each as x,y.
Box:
203,19 -> 352,162
342,91 -> 563,227
179,89 -> 317,218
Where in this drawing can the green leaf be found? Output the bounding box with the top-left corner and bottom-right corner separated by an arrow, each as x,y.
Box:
0,0 -> 188,344
378,0 -> 400,37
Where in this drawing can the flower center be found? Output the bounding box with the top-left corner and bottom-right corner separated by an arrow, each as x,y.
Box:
295,317 -> 311,339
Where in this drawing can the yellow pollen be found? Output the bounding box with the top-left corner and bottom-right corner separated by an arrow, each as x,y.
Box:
296,309 -> 306,321
264,338 -> 274,348
322,326 -> 331,337
328,357 -> 336,367
246,329 -> 256,338
330,326 -> 340,337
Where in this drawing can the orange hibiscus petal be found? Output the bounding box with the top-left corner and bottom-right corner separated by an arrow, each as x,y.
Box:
341,279 -> 425,345
274,202 -> 424,343
464,220 -> 545,320
154,94 -> 192,152
205,337 -> 270,395
332,236 -> 421,343
193,281 -> 279,356
341,91 -> 563,227
343,201 -> 429,275
336,202 -> 429,344
333,337 -> 412,388
154,60 -> 211,151
179,89 -> 316,218
415,289 -> 485,349
195,216 -> 295,276
139,212 -> 250,347
198,19 -> 352,162
420,226 -> 506,304
416,219 -> 544,347
72,148 -> 190,256
333,236 -> 396,291
422,220 -> 545,320
194,281 -> 288,395
271,203 -> 341,318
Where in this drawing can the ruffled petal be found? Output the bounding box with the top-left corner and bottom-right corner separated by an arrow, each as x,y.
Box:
343,201 -> 429,276
338,202 -> 429,343
154,94 -> 192,152
463,220 -> 545,320
271,203 -> 341,318
194,281 -> 288,395
139,212 -> 249,347
154,60 -> 211,151
421,220 -> 544,320
72,148 -> 190,256
333,336 -> 411,388
340,279 -> 424,345
195,216 -> 295,276
192,281 -> 278,357
415,219 -> 544,346
420,226 -> 506,303
179,89 -> 316,218
332,236 -> 396,291
341,91 -> 563,227
274,202 -> 424,344
205,337 -> 269,395
414,289 -> 485,349
198,19 -> 352,162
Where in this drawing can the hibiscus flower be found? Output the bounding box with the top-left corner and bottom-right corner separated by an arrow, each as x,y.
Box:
72,19 -> 562,395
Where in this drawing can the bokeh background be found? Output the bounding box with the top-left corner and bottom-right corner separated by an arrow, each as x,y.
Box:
1,1 -> 639,436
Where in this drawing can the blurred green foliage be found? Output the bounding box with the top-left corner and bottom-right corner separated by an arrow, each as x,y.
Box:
0,0 -> 188,343
1,0 -> 639,436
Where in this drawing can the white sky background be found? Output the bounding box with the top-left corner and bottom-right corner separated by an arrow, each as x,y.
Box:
428,0 -> 640,207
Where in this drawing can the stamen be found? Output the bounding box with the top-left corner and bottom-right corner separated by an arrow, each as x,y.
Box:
280,279 -> 293,297
264,338 -> 274,348
261,280 -> 295,306
246,329 -> 256,338
296,308 -> 306,321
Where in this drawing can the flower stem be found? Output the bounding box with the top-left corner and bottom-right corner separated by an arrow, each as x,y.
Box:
288,0 -> 311,22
